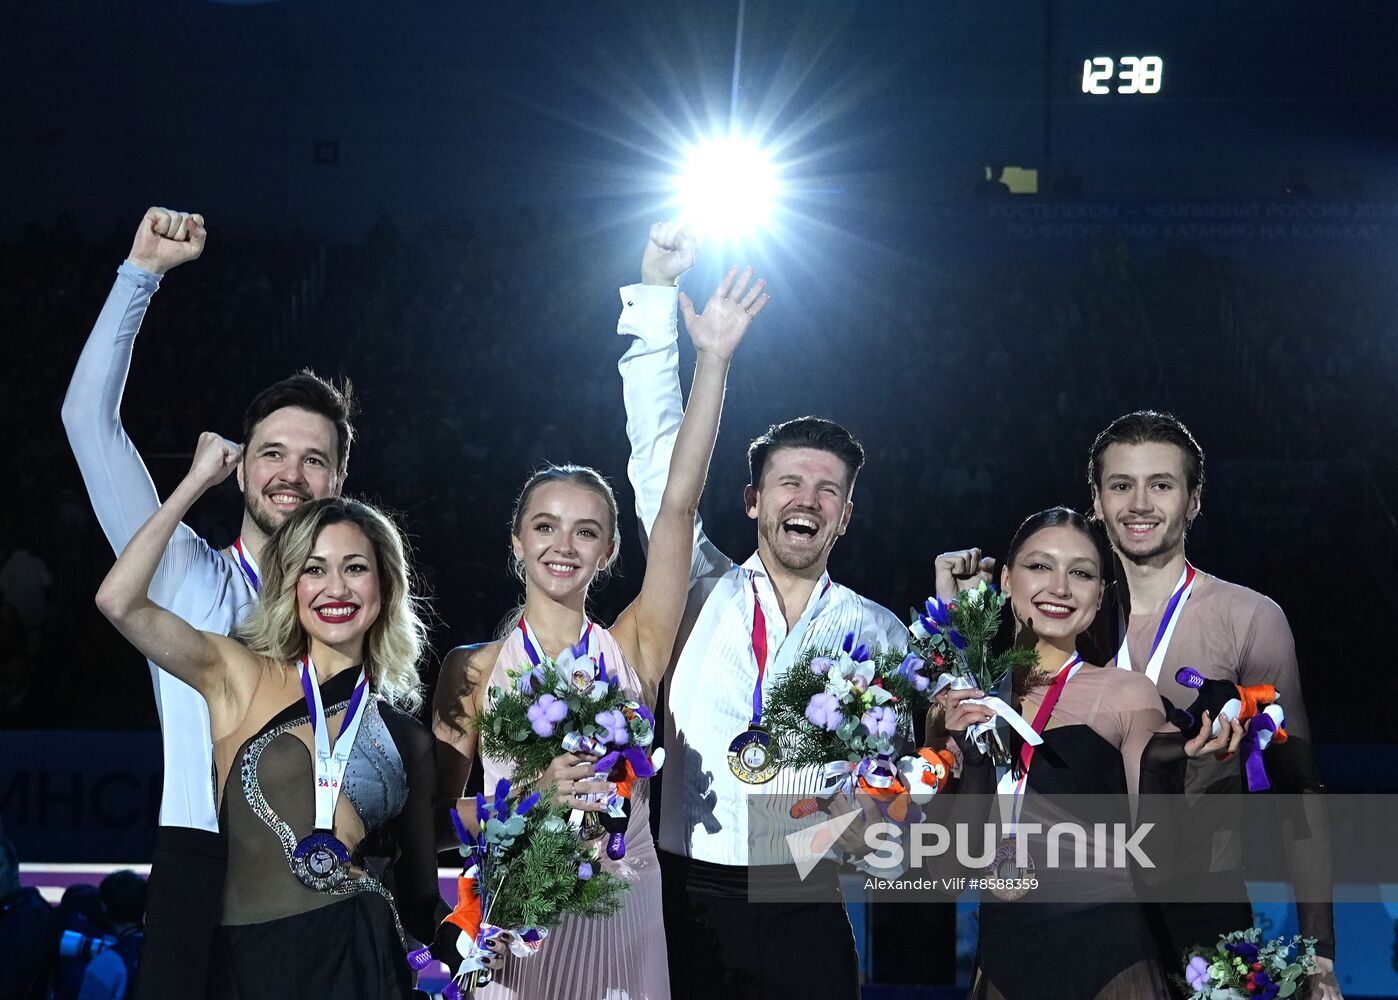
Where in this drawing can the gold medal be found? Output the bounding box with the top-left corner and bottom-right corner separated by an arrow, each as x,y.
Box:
727,726 -> 782,784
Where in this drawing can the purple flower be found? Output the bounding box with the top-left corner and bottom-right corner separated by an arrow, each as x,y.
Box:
1225,941 -> 1259,964
810,655 -> 836,677
805,693 -> 845,731
577,862 -> 594,881
1252,971 -> 1278,1000
915,599 -> 968,649
595,708 -> 630,745
597,746 -> 658,780
1184,956 -> 1211,991
527,694 -> 569,737
839,631 -> 871,662
860,705 -> 898,740
897,654 -> 929,691
516,665 -> 546,695
921,598 -> 952,629
493,778 -> 513,817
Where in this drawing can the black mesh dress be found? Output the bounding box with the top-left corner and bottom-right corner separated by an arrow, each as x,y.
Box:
963,666 -> 1174,1000
209,668 -> 441,999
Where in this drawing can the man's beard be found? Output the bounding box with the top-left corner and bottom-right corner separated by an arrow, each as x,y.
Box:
243,491 -> 281,538
757,513 -> 828,573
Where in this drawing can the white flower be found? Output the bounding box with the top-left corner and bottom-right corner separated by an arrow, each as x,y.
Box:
962,581 -> 991,608
586,682 -> 610,702
850,662 -> 875,692
825,674 -> 854,700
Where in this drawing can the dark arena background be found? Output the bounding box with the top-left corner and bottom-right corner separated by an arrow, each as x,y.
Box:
2,1 -> 1396,997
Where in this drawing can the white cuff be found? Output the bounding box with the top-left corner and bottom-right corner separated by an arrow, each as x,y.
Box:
617,283 -> 678,348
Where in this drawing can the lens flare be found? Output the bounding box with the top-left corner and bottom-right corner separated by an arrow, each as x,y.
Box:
676,136 -> 781,240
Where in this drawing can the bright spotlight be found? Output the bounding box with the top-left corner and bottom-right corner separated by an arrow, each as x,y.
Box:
676,137 -> 781,240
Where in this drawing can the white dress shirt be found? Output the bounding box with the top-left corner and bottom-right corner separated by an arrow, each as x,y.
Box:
62,262 -> 257,833
617,283 -> 907,867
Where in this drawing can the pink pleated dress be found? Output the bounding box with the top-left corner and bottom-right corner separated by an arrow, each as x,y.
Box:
476,624 -> 670,1000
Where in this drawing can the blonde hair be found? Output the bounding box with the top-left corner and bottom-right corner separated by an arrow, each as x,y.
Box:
498,465 -> 621,639
237,497 -> 426,710
508,464 -> 621,584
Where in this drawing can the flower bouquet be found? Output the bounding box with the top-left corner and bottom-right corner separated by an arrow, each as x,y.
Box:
764,632 -> 936,821
909,581 -> 1039,767
1179,928 -> 1317,1000
477,638 -> 664,859
410,778 -> 628,996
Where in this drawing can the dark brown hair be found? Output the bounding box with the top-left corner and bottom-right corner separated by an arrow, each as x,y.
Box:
1003,506 -> 1118,681
747,416 -> 865,491
1087,410 -> 1205,497
242,370 -> 357,477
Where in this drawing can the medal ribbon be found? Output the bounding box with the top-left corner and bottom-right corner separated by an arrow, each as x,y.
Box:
746,571 -> 833,727
748,574 -> 770,726
298,658 -> 370,833
517,615 -> 601,676
231,536 -> 261,593
996,653 -> 1083,826
1116,562 -> 1197,684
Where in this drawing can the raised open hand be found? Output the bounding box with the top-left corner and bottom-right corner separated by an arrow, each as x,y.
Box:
679,265 -> 770,361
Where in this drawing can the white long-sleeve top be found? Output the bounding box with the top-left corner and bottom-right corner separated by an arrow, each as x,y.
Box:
62,262 -> 257,833
616,283 -> 906,867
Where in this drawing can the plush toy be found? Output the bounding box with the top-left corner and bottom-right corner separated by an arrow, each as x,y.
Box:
565,702 -> 664,859
1169,666 -> 1287,791
897,746 -> 958,802
593,742 -> 665,860
788,748 -> 958,823
408,869 -> 547,998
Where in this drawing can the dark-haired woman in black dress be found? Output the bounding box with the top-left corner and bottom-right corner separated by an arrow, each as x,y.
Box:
932,508 -> 1243,1000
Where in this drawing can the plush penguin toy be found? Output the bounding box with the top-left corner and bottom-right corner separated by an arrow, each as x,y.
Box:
1167,666 -> 1287,790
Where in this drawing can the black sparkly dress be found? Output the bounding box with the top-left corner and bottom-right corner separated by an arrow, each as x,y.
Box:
208,669 -> 441,999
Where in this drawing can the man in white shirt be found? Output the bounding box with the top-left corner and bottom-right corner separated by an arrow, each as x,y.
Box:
61,208 -> 355,1000
616,224 -> 906,998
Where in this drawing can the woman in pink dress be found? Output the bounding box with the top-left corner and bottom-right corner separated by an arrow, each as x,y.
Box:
433,260 -> 768,1000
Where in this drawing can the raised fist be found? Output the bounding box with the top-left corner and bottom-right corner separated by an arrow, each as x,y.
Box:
187,432 -> 240,491
640,221 -> 697,287
128,207 -> 207,275
680,265 -> 769,361
934,548 -> 996,602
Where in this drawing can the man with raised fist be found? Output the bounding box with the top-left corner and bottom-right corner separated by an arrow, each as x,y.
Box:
62,208 -> 355,999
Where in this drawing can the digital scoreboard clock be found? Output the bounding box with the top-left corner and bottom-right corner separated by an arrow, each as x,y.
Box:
1081,56 -> 1163,95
